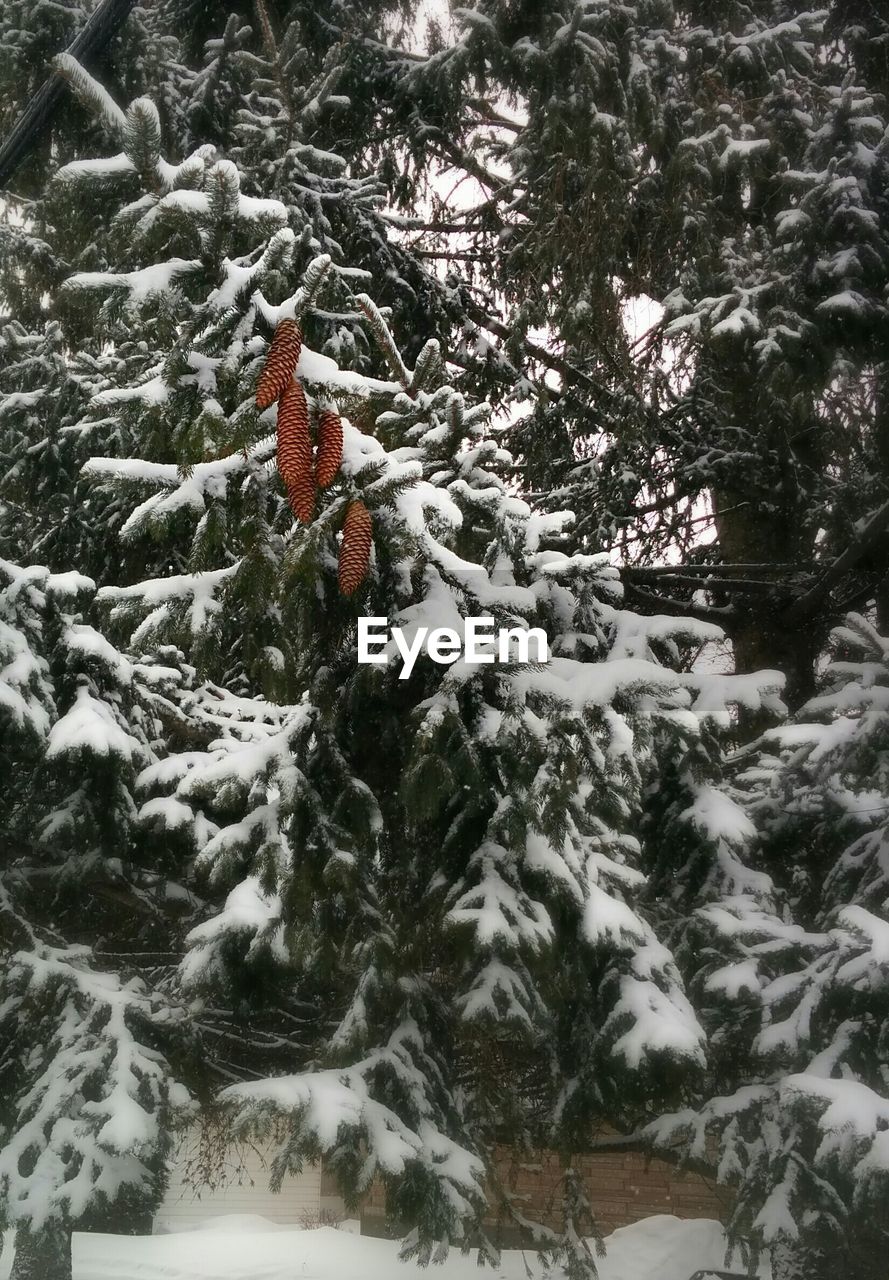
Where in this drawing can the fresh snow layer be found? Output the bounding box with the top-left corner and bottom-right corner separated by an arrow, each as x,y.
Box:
1,1216 -> 769,1280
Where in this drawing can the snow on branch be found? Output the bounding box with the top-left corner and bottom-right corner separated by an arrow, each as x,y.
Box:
97,564 -> 239,641
63,258 -> 201,304
221,1022 -> 485,1224
54,52 -> 127,140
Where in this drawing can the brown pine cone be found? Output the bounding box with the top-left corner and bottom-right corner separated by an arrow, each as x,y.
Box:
256,318 -> 302,409
287,473 -> 315,523
277,380 -> 314,521
315,407 -> 343,488
338,500 -> 372,596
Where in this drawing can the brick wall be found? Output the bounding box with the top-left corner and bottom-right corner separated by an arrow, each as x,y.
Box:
360,1145 -> 729,1244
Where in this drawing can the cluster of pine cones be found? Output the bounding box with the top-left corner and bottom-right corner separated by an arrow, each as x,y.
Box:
256,318 -> 372,597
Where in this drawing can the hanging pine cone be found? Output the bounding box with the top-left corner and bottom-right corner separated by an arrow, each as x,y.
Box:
277,379 -> 314,521
287,474 -> 315,523
315,407 -> 343,488
338,500 -> 372,597
256,318 -> 302,409
276,379 -> 310,485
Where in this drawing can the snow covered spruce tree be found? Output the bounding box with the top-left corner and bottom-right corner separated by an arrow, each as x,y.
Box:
640,614 -> 889,1280
52,69 -> 784,1272
366,2 -> 889,706
0,560 -> 198,1280
6,3 -> 889,705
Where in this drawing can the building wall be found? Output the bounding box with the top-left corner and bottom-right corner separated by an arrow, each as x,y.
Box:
155,1131 -> 325,1232
499,1147 -> 730,1235
360,1146 -> 730,1244
156,1134 -> 727,1241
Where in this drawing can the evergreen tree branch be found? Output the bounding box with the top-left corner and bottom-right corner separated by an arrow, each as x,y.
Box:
465,305 -> 620,402
623,563 -> 816,576
426,135 -> 520,197
783,498 -> 889,625
582,1132 -> 720,1183
623,569 -> 789,595
623,580 -> 735,623
380,214 -> 480,233
0,0 -> 138,189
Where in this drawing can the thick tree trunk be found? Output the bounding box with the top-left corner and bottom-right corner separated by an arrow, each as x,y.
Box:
9,1223 -> 72,1280
876,573 -> 889,636
714,484 -> 822,722
706,355 -> 827,716
729,608 -> 821,713
873,371 -> 889,636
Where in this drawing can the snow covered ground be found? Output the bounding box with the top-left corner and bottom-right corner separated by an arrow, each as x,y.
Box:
0,1214 -> 769,1280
